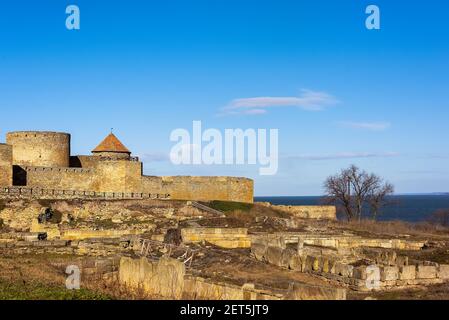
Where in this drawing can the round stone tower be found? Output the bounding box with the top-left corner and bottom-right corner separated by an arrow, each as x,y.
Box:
6,131 -> 71,167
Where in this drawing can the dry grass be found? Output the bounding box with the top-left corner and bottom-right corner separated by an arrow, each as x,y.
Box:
336,219 -> 449,239
0,252 -> 155,300
350,282 -> 449,300
225,204 -> 290,222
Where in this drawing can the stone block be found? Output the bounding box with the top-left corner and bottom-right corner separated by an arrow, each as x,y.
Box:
416,265 -> 437,279
335,263 -> 354,277
289,254 -> 304,271
304,256 -> 315,272
51,240 -> 69,247
399,265 -> 416,280
380,266 -> 399,281
251,243 -> 267,261
437,264 -> 449,280
312,257 -> 321,272
328,259 -> 337,274
321,258 -> 330,273
266,246 -> 284,267
353,266 -> 368,280
396,256 -> 409,266
286,283 -> 346,300
281,248 -> 296,269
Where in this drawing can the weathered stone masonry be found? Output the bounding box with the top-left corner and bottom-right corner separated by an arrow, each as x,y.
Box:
0,143 -> 13,186
0,131 -> 254,203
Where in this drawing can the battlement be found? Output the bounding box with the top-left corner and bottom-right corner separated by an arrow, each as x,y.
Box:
6,131 -> 70,138
24,166 -> 93,173
0,186 -> 170,200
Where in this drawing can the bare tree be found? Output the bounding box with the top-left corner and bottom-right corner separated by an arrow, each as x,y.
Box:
323,168 -> 354,220
367,182 -> 395,220
324,165 -> 394,221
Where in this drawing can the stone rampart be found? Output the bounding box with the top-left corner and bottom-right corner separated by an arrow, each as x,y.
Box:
142,175 -> 254,203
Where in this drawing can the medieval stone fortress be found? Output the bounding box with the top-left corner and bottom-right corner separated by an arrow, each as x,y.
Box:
1,131 -> 449,300
0,131 -> 253,203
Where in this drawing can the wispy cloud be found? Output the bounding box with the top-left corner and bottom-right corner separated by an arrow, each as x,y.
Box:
289,152 -> 400,161
220,89 -> 339,116
338,121 -> 391,131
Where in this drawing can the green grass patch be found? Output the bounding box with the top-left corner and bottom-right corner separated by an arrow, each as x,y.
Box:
207,200 -> 253,213
0,279 -> 112,300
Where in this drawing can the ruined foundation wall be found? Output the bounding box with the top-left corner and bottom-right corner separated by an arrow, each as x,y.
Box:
142,176 -> 254,203
0,144 -> 12,186
258,203 -> 337,220
6,132 -> 70,168
119,256 -> 344,300
181,228 -> 251,248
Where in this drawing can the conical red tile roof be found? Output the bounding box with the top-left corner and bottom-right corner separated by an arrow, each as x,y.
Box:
92,133 -> 131,154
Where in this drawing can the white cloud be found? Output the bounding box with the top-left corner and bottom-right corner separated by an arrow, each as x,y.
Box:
221,89 -> 339,116
290,152 -> 400,161
338,121 -> 391,131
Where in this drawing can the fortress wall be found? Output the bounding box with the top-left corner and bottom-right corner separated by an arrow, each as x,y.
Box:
70,158 -> 144,193
141,175 -> 254,203
6,132 -> 70,167
7,161 -> 252,203
0,144 -> 13,186
24,161 -> 143,193
25,166 -> 98,191
70,155 -> 102,168
96,161 -> 143,193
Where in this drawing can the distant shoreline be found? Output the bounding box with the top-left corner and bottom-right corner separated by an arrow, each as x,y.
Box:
254,195 -> 449,223
255,193 -> 449,198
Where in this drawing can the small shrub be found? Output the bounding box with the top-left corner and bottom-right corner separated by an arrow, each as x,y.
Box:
427,209 -> 449,227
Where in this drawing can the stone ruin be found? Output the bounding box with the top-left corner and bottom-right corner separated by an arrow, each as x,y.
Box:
0,194 -> 448,300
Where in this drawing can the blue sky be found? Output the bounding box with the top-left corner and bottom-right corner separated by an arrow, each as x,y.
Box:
0,0 -> 448,196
